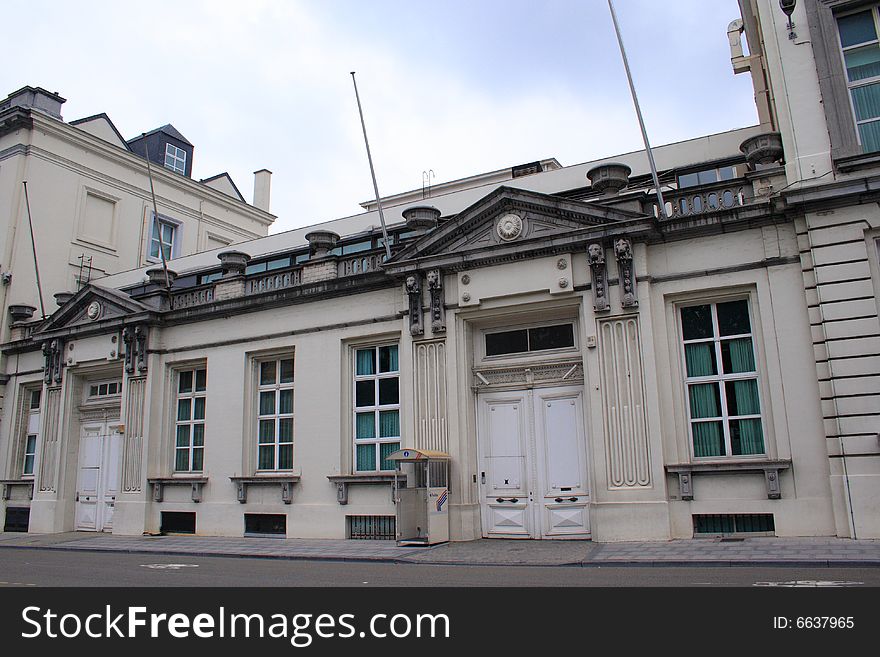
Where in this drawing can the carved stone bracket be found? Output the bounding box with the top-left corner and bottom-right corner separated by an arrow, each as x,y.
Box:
41,339 -> 64,385
426,269 -> 445,332
229,475 -> 300,504
613,237 -> 638,308
327,473 -> 403,505
147,477 -> 208,503
587,243 -> 609,312
405,273 -> 424,336
666,460 -> 791,501
123,325 -> 149,374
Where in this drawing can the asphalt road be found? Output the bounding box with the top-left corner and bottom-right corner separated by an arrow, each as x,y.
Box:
0,548 -> 877,587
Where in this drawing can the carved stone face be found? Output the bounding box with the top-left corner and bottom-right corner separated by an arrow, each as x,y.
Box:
588,243 -> 604,263
614,238 -> 631,259
405,275 -> 418,292
427,270 -> 439,287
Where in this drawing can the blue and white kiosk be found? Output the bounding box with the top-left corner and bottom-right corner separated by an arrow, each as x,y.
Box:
386,449 -> 450,546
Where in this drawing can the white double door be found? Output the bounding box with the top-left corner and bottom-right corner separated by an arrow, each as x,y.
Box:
74,420 -> 121,532
478,385 -> 590,539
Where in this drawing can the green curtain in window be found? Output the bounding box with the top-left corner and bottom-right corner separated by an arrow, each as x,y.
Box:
733,419 -> 765,455
379,410 -> 399,438
356,413 -> 375,439
380,442 -> 400,471
356,444 -> 376,470
689,384 -> 720,418
685,343 -> 715,377
859,120 -> 880,153
852,83 -> 880,121
692,422 -> 724,457
730,379 -> 761,415
356,349 -> 374,376
845,45 -> 880,81
727,338 -> 756,373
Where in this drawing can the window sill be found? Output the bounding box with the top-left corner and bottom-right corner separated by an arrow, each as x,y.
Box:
0,479 -> 35,500
229,475 -> 300,504
327,472 -> 405,505
834,151 -> 880,173
665,460 -> 791,500
147,476 -> 208,503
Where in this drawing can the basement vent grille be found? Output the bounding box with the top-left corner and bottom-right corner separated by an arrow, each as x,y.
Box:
693,513 -> 775,536
347,515 -> 396,540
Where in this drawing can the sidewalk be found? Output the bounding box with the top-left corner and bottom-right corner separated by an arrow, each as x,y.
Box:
2,531 -> 879,567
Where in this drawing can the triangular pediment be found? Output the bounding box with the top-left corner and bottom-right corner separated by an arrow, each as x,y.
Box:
38,284 -> 152,333
387,186 -> 646,268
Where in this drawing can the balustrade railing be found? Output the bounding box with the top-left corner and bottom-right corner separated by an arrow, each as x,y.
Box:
645,179 -> 754,219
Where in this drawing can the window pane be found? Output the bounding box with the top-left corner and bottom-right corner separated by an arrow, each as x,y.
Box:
356,349 -> 375,376
279,418 -> 293,442
838,11 -> 876,48
175,449 -> 190,471
697,169 -> 719,185
731,419 -> 765,455
716,300 -> 751,336
193,397 -> 206,421
279,389 -> 293,414
356,444 -> 376,471
258,445 -> 275,470
378,377 -> 399,405
688,383 -> 721,419
681,305 -> 713,340
356,413 -> 375,439
266,257 -> 290,271
844,44 -> 880,81
858,118 -> 880,152
852,82 -> 880,121
725,379 -> 761,416
177,399 -> 191,421
260,361 -> 276,386
718,166 -> 736,181
355,380 -> 375,407
486,329 -> 528,356
379,410 -> 400,438
30,390 -> 41,409
25,435 -> 37,454
678,172 -> 700,188
280,359 -> 294,383
259,391 -> 276,416
192,424 -> 204,447
529,324 -> 574,351
692,421 -> 725,457
278,444 -> 293,470
721,338 -> 756,373
149,240 -> 160,259
178,370 -> 193,393
258,419 -> 275,443
195,369 -> 207,392
378,345 -> 399,373
23,455 -> 34,475
176,425 -> 190,447
380,442 -> 400,471
684,343 -> 717,377
192,448 -> 204,471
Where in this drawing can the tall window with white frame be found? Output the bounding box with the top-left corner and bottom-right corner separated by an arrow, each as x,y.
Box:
22,389 -> 41,477
680,299 -> 765,459
175,367 -> 206,472
164,143 -> 187,174
837,7 -> 880,152
257,357 -> 294,471
150,215 -> 176,261
353,345 -> 400,472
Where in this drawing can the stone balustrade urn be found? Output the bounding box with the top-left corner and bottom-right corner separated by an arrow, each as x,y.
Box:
305,230 -> 340,258
53,291 -> 75,307
402,205 -> 441,233
217,250 -> 251,277
586,162 -> 631,195
146,267 -> 177,287
8,304 -> 36,323
740,132 -> 784,167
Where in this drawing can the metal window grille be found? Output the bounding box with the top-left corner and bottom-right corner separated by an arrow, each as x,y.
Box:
693,513 -> 775,535
347,515 -> 396,540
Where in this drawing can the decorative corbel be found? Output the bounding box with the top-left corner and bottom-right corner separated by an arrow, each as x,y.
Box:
613,237 -> 638,308
122,327 -> 135,375
426,268 -> 445,332
135,325 -> 148,373
42,342 -> 52,385
42,339 -> 64,385
405,273 -> 424,336
587,243 -> 610,312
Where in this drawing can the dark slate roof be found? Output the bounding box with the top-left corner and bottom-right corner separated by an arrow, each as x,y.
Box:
126,123 -> 193,147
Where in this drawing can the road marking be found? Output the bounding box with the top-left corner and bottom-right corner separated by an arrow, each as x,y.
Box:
140,564 -> 200,570
0,581 -> 37,586
753,580 -> 863,587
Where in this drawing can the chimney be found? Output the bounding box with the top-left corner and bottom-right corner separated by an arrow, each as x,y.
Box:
0,86 -> 65,120
253,169 -> 272,212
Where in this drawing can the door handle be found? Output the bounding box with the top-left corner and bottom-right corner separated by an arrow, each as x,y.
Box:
555,497 -> 580,503
495,497 -> 519,503
481,472 -> 486,484
75,492 -> 80,502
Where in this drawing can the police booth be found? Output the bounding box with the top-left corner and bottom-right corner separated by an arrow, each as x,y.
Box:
386,449 -> 450,546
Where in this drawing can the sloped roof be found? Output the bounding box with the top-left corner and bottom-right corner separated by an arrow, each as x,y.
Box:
127,123 -> 193,147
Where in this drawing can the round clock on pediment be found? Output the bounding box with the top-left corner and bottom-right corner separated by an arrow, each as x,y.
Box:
86,301 -> 103,321
496,213 -> 523,241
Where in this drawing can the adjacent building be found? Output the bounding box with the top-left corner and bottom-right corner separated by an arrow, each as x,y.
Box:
0,0 -> 877,541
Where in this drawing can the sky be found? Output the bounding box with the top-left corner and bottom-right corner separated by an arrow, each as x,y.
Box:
6,0 -> 758,234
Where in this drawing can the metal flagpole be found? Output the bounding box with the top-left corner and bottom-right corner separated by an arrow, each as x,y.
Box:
607,0 -> 667,220
142,135 -> 172,291
21,181 -> 47,319
350,72 -> 393,261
